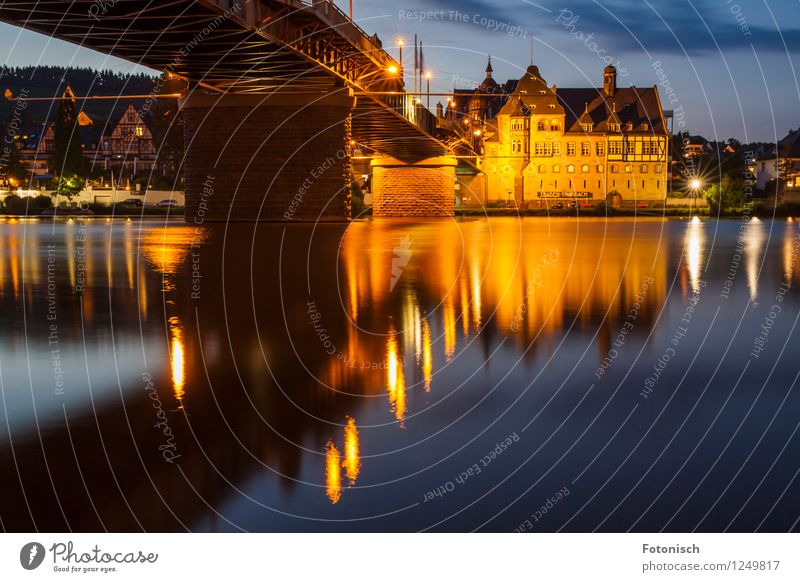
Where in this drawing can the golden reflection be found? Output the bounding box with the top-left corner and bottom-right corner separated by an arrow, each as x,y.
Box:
443,297 -> 456,361
422,318 -> 433,392
685,217 -> 705,294
141,226 -> 206,291
325,441 -> 342,504
342,417 -> 361,485
386,331 -> 406,423
470,260 -> 483,330
744,218 -> 765,304
168,316 -> 186,406
124,222 -> 134,289
8,224 -> 20,298
784,223 -> 798,284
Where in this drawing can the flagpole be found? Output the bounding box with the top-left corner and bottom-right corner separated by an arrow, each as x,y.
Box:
413,35 -> 418,98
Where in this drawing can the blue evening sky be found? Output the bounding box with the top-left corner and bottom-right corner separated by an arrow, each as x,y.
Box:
0,0 -> 798,142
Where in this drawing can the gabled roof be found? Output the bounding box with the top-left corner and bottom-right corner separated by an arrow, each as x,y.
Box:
556,86 -> 666,134
510,65 -> 565,116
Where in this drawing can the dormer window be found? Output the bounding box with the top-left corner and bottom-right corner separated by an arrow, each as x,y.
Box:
642,123 -> 649,131
625,122 -> 633,131
548,104 -> 556,109
581,123 -> 593,132
608,123 -> 620,132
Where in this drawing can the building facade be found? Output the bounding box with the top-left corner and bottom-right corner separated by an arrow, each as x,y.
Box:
474,64 -> 669,208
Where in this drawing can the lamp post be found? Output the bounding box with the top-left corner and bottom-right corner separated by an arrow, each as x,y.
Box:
690,179 -> 701,215
397,39 -> 404,73
425,71 -> 431,110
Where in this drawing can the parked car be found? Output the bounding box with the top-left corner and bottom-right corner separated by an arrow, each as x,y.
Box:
120,198 -> 144,207
568,201 -> 579,210
155,199 -> 179,208
550,202 -> 564,210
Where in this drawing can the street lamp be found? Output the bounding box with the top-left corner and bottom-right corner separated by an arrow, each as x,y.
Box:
397,39 -> 404,71
690,179 -> 702,215
425,71 -> 431,110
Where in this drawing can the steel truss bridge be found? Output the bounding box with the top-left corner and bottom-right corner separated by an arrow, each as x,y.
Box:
0,0 -> 476,162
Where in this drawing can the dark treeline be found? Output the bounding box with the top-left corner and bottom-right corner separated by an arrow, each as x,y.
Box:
0,65 -> 159,125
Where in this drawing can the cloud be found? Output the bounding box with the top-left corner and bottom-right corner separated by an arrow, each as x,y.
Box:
511,0 -> 800,56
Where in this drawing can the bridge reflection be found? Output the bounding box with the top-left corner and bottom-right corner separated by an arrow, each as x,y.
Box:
0,218 -> 797,530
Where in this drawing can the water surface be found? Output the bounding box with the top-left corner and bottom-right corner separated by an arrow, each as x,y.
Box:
1,216 -> 799,532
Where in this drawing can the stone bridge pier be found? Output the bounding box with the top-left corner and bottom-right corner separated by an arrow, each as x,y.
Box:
181,91 -> 355,222
370,156 -> 457,218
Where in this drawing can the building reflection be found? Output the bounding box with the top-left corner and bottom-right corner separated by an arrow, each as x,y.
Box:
6,216 -> 790,528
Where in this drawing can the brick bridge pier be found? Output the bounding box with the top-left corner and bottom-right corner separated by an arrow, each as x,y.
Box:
181,92 -> 457,221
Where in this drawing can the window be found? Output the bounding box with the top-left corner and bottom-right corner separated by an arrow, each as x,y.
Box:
598,180 -> 602,188
610,164 -> 619,174
657,180 -> 661,188
539,164 -> 547,174
551,121 -> 560,132
553,164 -> 561,173
625,164 -> 633,173
554,180 -> 558,188
553,142 -> 561,156
643,141 -> 658,155
567,142 -> 576,156
597,165 -> 604,173
581,123 -> 593,132
135,126 -> 144,137
581,164 -> 590,173
534,142 -> 545,156
642,180 -> 645,189
625,122 -> 633,131
581,142 -> 591,156
655,165 -> 663,173
642,123 -> 649,131
596,143 -> 605,156
583,180 -> 587,188
608,123 -> 620,132
569,179 -> 573,188
640,165 -> 648,173
537,121 -> 546,131
567,164 -> 575,173
627,180 -> 631,188
609,141 -> 622,155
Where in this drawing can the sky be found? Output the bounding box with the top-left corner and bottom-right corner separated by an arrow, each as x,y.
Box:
1,0 -> 798,143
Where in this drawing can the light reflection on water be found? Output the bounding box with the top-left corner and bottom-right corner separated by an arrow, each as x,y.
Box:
0,217 -> 799,532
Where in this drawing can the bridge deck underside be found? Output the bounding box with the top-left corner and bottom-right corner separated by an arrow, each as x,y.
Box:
0,0 -> 447,162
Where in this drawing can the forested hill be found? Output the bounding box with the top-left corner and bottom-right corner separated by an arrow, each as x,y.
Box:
0,66 -> 161,126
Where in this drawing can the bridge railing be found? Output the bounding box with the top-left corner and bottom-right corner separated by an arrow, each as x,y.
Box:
380,93 -> 437,135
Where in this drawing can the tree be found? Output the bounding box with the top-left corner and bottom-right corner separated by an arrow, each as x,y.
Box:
49,86 -> 86,179
1,135 -> 28,191
54,175 -> 85,203
703,175 -> 747,213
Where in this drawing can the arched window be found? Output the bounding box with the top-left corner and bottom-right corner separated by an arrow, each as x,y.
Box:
567,164 -> 575,173
610,164 -> 619,174
553,164 -> 561,173
597,165 -> 604,173
625,164 -> 633,173
539,164 -> 547,174
581,164 -> 590,173
640,164 -> 648,174
550,120 -> 560,131
537,121 -> 546,131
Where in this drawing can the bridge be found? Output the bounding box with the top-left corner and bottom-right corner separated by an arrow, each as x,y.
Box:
0,0 -> 475,219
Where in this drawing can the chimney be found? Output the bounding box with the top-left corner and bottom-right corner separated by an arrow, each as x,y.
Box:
603,65 -> 617,97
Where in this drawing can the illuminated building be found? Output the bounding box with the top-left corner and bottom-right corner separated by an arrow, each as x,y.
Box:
459,64 -> 670,208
